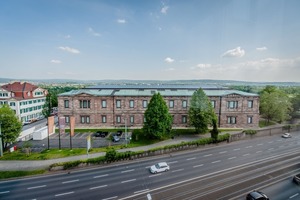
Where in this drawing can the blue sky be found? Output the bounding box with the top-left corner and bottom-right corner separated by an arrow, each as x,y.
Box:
1,0 -> 300,82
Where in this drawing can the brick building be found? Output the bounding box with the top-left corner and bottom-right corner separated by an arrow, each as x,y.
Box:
0,81 -> 48,123
57,85 -> 259,129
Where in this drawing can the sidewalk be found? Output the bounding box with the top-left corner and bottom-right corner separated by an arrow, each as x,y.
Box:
0,136 -> 200,171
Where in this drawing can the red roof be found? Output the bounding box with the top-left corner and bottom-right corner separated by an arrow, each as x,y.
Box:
1,82 -> 44,100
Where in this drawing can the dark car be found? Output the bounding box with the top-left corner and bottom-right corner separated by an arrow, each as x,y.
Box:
117,130 -> 122,136
293,173 -> 300,185
93,131 -> 107,138
246,191 -> 269,200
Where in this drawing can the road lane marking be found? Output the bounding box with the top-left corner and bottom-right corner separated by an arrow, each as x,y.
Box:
187,157 -> 196,160
245,146 -> 253,148
257,143 -> 263,146
27,185 -> 46,190
90,185 -> 107,190
103,196 -> 118,200
279,145 -> 285,148
94,174 -> 109,178
121,179 -> 136,183
55,191 -> 74,197
256,151 -> 262,153
193,164 -> 203,168
168,161 -> 178,164
268,148 -> 274,151
219,151 -> 227,154
233,148 -> 240,151
0,191 -> 10,194
243,154 -> 250,156
289,193 -> 299,199
228,157 -> 236,160
134,189 -> 149,194
268,141 -> 273,143
172,169 -> 184,173
62,179 -> 79,184
203,154 -> 212,157
121,169 -> 135,173
149,174 -> 162,177
212,160 -> 221,164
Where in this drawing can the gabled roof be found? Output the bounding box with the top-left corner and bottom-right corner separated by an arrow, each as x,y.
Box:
1,82 -> 38,92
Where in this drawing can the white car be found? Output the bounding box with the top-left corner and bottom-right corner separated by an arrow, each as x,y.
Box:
282,133 -> 292,138
150,162 -> 170,174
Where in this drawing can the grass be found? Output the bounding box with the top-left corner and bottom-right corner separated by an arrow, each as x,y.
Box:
259,120 -> 276,128
0,170 -> 46,180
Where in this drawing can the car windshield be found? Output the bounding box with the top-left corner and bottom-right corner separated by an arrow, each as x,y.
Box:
155,164 -> 160,169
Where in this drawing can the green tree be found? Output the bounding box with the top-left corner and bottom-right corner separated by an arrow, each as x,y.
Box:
143,93 -> 173,139
188,88 -> 215,134
0,104 -> 22,149
42,93 -> 52,117
291,93 -> 300,118
260,86 -> 293,123
210,115 -> 219,142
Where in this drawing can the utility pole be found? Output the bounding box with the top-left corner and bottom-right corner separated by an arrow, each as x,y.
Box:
0,122 -> 3,157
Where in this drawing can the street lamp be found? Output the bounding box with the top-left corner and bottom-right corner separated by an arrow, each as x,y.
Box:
0,122 -> 3,157
124,117 -> 127,147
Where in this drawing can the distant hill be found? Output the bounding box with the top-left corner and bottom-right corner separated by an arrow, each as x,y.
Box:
0,77 -> 300,87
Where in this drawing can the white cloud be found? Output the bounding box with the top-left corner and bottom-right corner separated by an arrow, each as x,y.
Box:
256,46 -> 267,51
65,35 -> 71,39
50,60 -> 61,64
88,27 -> 101,37
161,6 -> 169,14
222,47 -> 245,58
165,67 -> 175,71
117,19 -> 126,24
58,46 -> 80,54
196,63 -> 211,68
164,57 -> 175,63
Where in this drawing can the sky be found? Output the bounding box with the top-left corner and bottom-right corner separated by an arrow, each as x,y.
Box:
0,0 -> 300,82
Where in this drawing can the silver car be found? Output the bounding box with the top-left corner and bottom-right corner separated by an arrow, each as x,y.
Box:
150,162 -> 170,174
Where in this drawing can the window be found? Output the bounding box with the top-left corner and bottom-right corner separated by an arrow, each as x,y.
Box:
80,100 -> 90,108
143,116 -> 146,122
10,102 -> 15,106
211,100 -> 216,108
227,116 -> 236,124
248,100 -> 253,108
116,100 -> 121,108
102,100 -> 107,108
102,115 -> 106,123
182,115 -> 187,123
130,116 -> 134,123
227,101 -> 238,109
129,100 -> 134,108
143,100 -> 148,108
80,116 -> 90,124
247,116 -> 253,124
65,116 -> 70,123
64,100 -> 69,108
116,115 -> 121,123
169,100 -> 174,108
182,100 -> 187,108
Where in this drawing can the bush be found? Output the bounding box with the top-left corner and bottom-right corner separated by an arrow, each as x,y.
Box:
63,160 -> 83,170
242,129 -> 257,135
105,147 -> 117,162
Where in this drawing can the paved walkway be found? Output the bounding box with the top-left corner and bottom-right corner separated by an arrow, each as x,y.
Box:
0,135 -> 201,171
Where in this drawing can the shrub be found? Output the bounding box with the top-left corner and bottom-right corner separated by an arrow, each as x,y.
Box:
105,147 -> 117,162
242,129 -> 257,135
63,160 -> 83,170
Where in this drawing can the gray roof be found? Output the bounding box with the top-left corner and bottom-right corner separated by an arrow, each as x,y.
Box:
59,88 -> 258,97
86,84 -> 224,90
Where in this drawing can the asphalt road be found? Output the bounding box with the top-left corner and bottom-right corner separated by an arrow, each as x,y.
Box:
1,132 -> 300,200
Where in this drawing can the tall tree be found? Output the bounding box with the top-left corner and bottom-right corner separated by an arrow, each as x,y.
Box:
143,93 -> 173,139
260,86 -> 293,123
42,93 -> 52,117
291,93 -> 300,118
188,88 -> 215,134
0,104 -> 22,149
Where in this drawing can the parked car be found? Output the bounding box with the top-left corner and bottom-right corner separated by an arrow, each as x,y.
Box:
150,162 -> 170,174
117,130 -> 123,136
282,133 -> 292,138
246,190 -> 269,200
22,121 -> 31,126
94,131 -> 108,138
293,173 -> 300,185
112,135 -> 120,142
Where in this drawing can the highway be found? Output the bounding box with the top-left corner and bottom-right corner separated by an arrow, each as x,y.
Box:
1,132 -> 300,200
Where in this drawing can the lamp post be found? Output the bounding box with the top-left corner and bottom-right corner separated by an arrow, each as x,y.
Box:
125,117 -> 127,147
0,122 -> 3,157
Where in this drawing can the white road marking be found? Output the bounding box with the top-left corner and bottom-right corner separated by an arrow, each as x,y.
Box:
228,157 -> 236,160
268,141 -> 273,143
0,191 -> 10,194
134,189 -> 149,194
55,191 -> 74,197
187,157 -> 196,160
289,193 -> 299,199
62,179 -> 79,184
94,174 -> 109,178
27,185 -> 47,189
149,174 -> 162,177
204,154 -> 212,157
245,146 -> 253,148
279,146 -> 285,148
268,148 -> 274,151
90,185 -> 107,190
121,179 -> 136,183
219,151 -> 227,154
243,154 -> 250,156
212,160 -> 221,164
172,169 -> 184,173
233,148 -> 240,151
121,169 -> 135,173
193,164 -> 203,168
257,143 -> 263,146
103,196 -> 118,200
256,151 -> 262,153
168,161 -> 178,164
